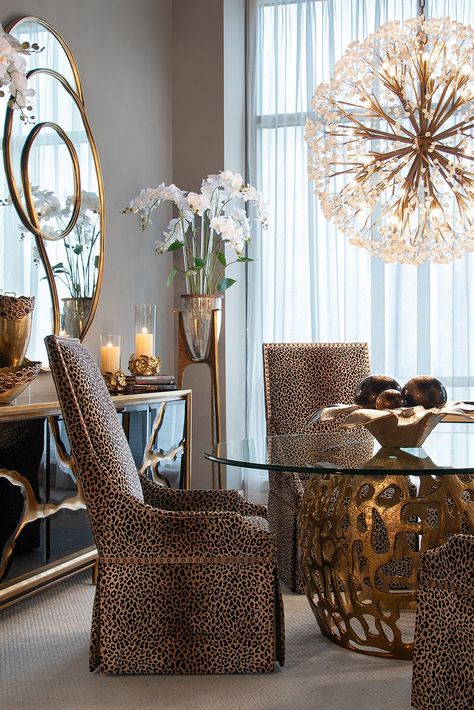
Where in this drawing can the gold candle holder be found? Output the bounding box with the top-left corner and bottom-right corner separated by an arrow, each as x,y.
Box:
128,353 -> 161,376
99,335 -> 125,392
103,369 -> 127,393
129,304 -> 160,375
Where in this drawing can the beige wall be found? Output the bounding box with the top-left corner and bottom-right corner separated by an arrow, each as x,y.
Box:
2,0 -> 247,489
172,0 -> 246,488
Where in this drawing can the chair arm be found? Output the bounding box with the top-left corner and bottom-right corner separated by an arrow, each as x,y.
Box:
139,473 -> 267,518
93,485 -> 273,561
419,534 -> 474,592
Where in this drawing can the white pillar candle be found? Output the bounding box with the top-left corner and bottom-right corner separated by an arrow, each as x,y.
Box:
100,342 -> 120,373
135,328 -> 154,357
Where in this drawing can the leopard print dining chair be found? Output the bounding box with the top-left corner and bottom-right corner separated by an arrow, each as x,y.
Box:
45,335 -> 285,674
262,342 -> 370,592
411,534 -> 474,710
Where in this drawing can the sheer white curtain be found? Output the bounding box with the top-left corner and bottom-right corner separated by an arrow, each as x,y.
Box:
246,0 -> 474,441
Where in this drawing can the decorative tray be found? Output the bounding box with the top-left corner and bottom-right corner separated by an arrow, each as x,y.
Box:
308,401 -> 474,448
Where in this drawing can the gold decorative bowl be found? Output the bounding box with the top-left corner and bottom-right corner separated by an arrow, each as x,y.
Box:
0,358 -> 42,404
308,401 -> 474,448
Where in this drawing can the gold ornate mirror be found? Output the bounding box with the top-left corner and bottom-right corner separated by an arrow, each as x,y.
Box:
0,16 -> 104,363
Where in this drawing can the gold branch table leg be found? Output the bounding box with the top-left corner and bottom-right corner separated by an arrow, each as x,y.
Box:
0,468 -> 86,580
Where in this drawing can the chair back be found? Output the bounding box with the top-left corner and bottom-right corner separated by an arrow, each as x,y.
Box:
45,335 -> 143,504
263,342 -> 370,435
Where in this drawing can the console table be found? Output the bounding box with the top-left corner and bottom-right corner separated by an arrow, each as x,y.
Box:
0,389 -> 192,609
205,424 -> 474,659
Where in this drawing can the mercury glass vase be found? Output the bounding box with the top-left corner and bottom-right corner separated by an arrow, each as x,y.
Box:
62,297 -> 93,339
180,294 -> 222,361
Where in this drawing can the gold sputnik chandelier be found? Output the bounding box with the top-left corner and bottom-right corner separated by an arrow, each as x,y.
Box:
305,7 -> 474,264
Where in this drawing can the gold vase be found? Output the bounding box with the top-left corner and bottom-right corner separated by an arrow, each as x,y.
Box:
0,295 -> 35,368
179,294 -> 222,361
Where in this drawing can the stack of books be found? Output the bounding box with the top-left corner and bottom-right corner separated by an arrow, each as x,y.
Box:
124,374 -> 177,394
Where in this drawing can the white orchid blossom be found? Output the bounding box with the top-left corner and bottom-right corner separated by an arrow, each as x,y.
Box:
156,217 -> 188,254
0,26 -> 40,121
187,191 -> 210,216
124,170 -> 267,294
210,222 -> 244,256
12,186 -> 102,298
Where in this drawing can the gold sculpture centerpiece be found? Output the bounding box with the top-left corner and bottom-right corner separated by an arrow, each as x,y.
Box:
305,15 -> 474,264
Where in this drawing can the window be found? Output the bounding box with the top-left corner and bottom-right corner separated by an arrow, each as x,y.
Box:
247,0 -> 474,438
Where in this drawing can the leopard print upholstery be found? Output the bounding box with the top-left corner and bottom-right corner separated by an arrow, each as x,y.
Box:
45,335 -> 285,674
411,534 -> 474,710
262,342 -> 371,592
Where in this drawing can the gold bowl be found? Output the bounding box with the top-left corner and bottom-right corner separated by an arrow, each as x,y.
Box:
308,401 -> 474,448
0,358 -> 42,404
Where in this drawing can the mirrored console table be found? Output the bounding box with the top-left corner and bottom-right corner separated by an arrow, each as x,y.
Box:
0,389 -> 192,609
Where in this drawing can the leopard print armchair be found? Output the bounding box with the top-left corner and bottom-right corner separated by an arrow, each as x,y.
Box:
262,342 -> 370,592
45,335 -> 285,674
411,534 -> 474,710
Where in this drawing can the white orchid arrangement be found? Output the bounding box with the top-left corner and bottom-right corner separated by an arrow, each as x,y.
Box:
10,187 -> 101,298
0,26 -> 41,122
123,170 -> 267,294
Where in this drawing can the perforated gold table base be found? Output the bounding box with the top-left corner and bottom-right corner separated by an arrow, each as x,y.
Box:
299,473 -> 474,659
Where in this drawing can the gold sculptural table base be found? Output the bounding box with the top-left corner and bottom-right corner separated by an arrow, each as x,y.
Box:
299,472 -> 474,659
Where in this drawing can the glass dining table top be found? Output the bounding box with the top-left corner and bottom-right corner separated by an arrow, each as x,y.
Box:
204,423 -> 474,475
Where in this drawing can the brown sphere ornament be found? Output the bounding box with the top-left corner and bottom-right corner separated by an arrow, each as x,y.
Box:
402,376 -> 447,409
355,375 -> 402,409
375,389 -> 406,410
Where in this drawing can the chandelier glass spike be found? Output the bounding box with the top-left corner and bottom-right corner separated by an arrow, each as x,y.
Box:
305,13 -> 474,264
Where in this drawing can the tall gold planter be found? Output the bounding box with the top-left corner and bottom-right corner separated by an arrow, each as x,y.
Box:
178,295 -> 223,488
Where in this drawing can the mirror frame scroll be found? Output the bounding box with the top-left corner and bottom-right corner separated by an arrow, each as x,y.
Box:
20,121 -> 82,243
2,15 -> 105,341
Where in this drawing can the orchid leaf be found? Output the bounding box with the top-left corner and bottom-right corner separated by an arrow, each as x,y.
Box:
216,277 -> 236,292
167,240 -> 184,252
166,268 -> 178,286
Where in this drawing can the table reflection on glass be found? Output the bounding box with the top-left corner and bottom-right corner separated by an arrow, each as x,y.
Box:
205,425 -> 474,659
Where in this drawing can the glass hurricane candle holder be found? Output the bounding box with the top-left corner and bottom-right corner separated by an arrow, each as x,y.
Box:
100,334 -> 121,373
99,335 -> 126,393
134,304 -> 156,357
129,304 -> 161,376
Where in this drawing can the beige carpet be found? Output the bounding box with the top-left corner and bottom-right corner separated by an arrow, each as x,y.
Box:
0,573 -> 412,710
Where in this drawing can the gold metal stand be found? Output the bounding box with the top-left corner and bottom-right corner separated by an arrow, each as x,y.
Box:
178,309 -> 222,489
